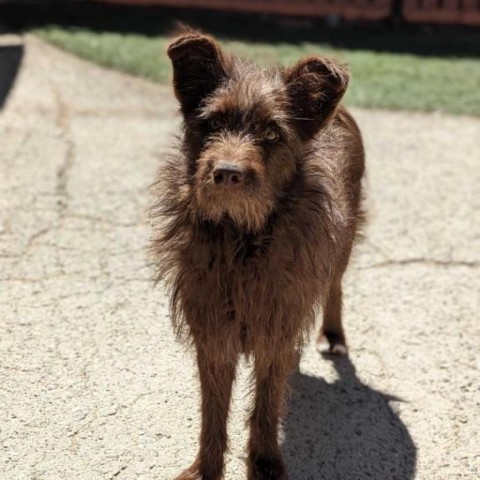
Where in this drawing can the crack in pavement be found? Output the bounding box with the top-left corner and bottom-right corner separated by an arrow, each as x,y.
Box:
360,258 -> 480,270
52,84 -> 75,218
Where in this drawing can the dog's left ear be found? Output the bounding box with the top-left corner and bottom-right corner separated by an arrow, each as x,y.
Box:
168,31 -> 230,117
285,56 -> 349,138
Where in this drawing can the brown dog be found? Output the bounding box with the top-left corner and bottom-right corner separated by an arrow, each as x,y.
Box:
151,29 -> 365,480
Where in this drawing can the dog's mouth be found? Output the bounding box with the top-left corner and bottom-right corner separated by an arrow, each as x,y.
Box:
194,173 -> 274,232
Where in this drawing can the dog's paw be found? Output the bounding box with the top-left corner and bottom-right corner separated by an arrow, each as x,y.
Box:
174,464 -> 202,480
317,332 -> 348,356
248,455 -> 287,480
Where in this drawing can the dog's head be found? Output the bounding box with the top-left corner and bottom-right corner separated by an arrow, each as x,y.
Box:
168,30 -> 349,232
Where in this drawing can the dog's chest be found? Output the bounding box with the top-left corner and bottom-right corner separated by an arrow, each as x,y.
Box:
189,228 -> 300,316
179,221 -> 326,347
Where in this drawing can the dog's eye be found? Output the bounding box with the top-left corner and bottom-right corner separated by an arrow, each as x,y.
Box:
264,128 -> 280,143
209,118 -> 223,130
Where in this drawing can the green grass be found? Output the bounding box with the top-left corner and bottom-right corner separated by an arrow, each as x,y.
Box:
34,26 -> 480,116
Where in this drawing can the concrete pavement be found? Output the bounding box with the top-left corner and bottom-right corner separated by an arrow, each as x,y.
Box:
0,36 -> 479,480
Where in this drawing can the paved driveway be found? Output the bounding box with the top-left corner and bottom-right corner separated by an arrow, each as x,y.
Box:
1,36 -> 479,480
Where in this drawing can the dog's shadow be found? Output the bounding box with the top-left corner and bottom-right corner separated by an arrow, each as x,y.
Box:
282,355 -> 416,480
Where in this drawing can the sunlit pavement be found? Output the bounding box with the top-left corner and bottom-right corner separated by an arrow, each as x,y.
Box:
1,36 -> 479,480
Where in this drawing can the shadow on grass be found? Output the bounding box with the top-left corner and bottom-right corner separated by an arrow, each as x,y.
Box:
282,355 -> 416,479
0,43 -> 23,109
1,2 -> 479,58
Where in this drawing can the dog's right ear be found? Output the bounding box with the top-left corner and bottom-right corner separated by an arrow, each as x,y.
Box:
285,56 -> 349,138
167,32 -> 229,117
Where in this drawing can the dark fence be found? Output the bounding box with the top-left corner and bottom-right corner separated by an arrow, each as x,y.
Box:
403,0 -> 480,26
94,0 -> 480,25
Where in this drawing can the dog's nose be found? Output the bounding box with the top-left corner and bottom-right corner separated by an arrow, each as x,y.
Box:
213,163 -> 243,186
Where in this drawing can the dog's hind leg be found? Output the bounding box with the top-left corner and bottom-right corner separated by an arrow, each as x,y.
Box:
247,348 -> 296,480
176,343 -> 237,480
317,275 -> 348,355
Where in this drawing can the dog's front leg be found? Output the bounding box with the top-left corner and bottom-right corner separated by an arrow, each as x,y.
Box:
176,343 -> 237,480
247,349 -> 294,480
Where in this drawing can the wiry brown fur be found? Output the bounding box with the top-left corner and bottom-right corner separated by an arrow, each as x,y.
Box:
151,28 -> 365,480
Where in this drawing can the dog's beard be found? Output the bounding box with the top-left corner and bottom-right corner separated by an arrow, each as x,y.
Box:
194,185 -> 274,232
